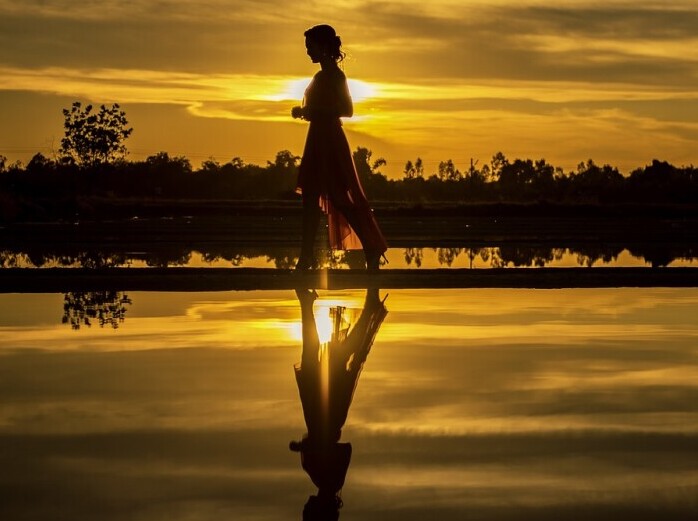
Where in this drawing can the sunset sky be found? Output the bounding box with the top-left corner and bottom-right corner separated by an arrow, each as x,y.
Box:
0,0 -> 696,178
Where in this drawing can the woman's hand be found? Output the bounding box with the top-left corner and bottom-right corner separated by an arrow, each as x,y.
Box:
291,106 -> 304,119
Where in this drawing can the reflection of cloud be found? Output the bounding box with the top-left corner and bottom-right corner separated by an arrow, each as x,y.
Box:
0,291 -> 303,351
1,287 -> 697,518
347,288 -> 698,437
2,288 -> 697,439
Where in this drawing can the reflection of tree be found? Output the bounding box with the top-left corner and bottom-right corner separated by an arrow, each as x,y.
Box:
201,250 -> 245,266
62,291 -> 132,329
627,245 -> 697,268
267,252 -> 298,269
404,247 -> 423,267
4,243 -> 697,271
327,250 -> 367,270
575,245 -> 624,268
491,246 -> 562,267
0,251 -> 22,268
436,247 -> 462,267
464,247 -> 491,268
145,249 -> 191,267
21,250 -> 127,268
77,252 -> 129,269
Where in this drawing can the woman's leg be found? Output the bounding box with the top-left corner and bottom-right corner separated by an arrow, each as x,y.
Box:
298,193 -> 322,269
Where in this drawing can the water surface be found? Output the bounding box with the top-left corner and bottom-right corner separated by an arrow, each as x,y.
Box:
1,288 -> 696,520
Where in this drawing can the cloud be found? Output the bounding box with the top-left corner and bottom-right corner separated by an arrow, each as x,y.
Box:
0,1 -> 696,173
2,1 -> 697,84
324,2 -> 698,89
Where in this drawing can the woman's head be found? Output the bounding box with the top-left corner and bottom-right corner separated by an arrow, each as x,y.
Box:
304,24 -> 345,63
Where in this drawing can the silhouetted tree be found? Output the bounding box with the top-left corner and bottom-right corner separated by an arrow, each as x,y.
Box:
229,156 -> 245,169
403,160 -> 416,180
260,150 -> 300,196
353,147 -> 385,183
6,160 -> 23,174
268,150 -> 301,170
570,159 -> 623,202
352,147 -> 389,198
438,159 -> 460,181
145,151 -> 193,175
414,157 -> 424,178
628,159 -> 697,203
489,151 -> 508,182
60,102 -> 133,167
25,152 -> 54,174
200,157 -> 221,173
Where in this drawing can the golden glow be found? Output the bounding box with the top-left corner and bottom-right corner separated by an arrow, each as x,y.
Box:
315,310 -> 334,344
289,308 -> 335,344
2,64 -> 696,175
348,79 -> 377,103
4,66 -> 694,108
0,0 -> 696,176
2,288 -> 698,441
522,34 -> 698,61
288,301 -> 360,344
267,77 -> 377,104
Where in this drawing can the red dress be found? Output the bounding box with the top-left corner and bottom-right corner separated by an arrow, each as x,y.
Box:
296,67 -> 387,252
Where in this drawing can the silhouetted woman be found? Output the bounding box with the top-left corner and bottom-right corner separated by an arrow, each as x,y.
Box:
290,288 -> 388,520
292,24 -> 388,271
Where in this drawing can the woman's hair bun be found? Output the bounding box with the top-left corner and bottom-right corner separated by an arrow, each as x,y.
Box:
305,24 -> 346,62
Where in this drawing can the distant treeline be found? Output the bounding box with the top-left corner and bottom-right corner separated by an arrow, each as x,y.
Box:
1,147 -> 697,222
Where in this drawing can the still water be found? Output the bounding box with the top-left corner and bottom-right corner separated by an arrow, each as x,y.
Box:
1,288 -> 697,520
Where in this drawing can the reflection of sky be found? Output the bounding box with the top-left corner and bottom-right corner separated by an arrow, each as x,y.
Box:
1,288 -> 697,519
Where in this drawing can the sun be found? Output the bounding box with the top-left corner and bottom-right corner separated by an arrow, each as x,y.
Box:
347,79 -> 377,103
277,78 -> 376,103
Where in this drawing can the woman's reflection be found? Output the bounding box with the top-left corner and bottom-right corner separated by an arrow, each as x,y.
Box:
290,288 -> 388,520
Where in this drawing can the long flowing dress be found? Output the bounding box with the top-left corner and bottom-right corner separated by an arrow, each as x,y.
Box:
296,67 -> 388,252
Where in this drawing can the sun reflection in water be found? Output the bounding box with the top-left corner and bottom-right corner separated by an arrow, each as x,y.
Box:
289,306 -> 335,344
288,300 -> 360,344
